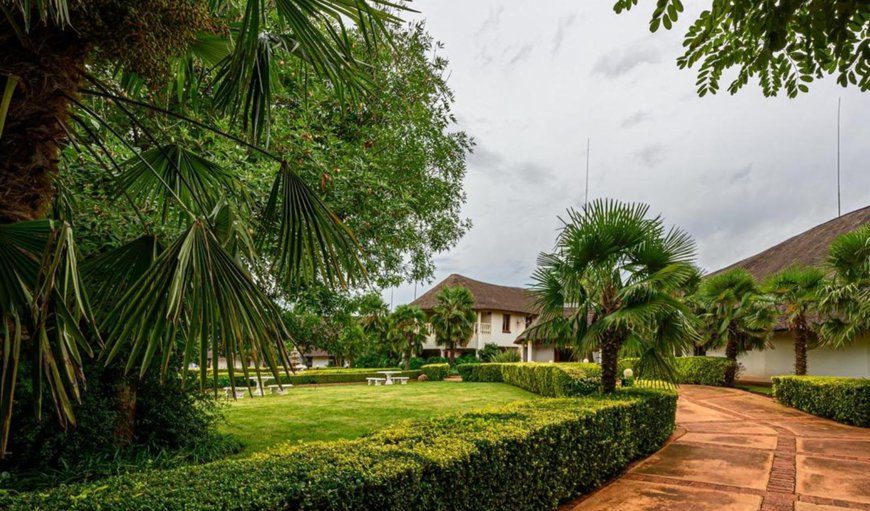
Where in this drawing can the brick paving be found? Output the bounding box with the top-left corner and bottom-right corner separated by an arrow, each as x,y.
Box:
560,385 -> 870,511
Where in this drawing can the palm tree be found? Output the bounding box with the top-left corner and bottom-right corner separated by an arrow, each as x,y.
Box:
764,266 -> 826,375
819,225 -> 870,347
697,268 -> 776,386
0,1 -> 405,456
529,199 -> 699,393
389,305 -> 428,371
430,285 -> 476,363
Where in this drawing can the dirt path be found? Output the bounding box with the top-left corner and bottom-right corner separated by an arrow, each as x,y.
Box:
560,385 -> 870,511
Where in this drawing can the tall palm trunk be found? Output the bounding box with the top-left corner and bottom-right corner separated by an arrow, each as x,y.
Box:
1,23 -> 86,223
793,325 -> 808,376
448,345 -> 455,364
724,338 -> 738,387
600,335 -> 620,393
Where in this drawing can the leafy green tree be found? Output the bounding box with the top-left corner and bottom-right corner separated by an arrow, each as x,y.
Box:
478,343 -> 502,362
389,305 -> 427,371
0,0 -> 406,456
430,285 -> 477,363
764,266 -> 827,375
529,199 -> 699,393
819,224 -> 870,346
697,268 -> 776,385
614,0 -> 869,97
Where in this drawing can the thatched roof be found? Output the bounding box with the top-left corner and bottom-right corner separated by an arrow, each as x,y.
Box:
410,274 -> 536,315
712,205 -> 870,281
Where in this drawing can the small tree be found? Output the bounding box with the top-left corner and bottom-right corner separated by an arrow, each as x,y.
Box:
530,199 -> 699,393
430,285 -> 477,363
389,305 -> 427,370
764,266 -> 827,375
697,268 -> 776,386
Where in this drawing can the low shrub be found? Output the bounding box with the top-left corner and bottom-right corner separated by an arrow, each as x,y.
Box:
453,354 -> 480,366
618,356 -> 737,387
492,350 -> 521,363
458,363 -> 600,396
420,363 -> 449,381
409,357 -> 427,370
0,389 -> 677,511
425,356 -> 450,365
200,369 -> 420,388
772,375 -> 870,427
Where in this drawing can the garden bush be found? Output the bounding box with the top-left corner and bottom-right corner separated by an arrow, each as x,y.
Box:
453,353 -> 480,366
0,389 -> 676,511
458,363 -> 600,396
618,356 -> 737,387
420,363 -> 449,381
772,375 -> 870,427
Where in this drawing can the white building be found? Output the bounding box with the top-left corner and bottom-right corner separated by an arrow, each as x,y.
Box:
411,274 -> 568,361
708,205 -> 870,381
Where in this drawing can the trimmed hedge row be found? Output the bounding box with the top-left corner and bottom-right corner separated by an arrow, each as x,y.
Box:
421,363 -> 449,381
619,356 -> 737,387
199,369 -> 421,388
772,375 -> 870,427
457,363 -> 602,396
0,389 -> 677,511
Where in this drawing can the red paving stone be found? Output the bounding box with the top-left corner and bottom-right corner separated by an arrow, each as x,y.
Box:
560,385 -> 870,511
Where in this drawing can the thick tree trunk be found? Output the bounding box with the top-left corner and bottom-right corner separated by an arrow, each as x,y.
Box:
449,345 -> 455,364
600,335 -> 621,393
793,328 -> 808,376
114,378 -> 137,446
724,338 -> 738,387
0,22 -> 87,223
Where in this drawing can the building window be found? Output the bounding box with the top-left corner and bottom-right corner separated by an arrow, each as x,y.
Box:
502,314 -> 511,333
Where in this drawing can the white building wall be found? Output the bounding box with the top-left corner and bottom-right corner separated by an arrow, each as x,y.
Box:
709,332 -> 870,380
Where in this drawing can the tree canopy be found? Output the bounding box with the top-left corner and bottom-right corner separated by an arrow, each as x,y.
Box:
614,0 -> 870,97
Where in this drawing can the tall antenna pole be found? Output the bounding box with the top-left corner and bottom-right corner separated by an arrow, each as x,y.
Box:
837,98 -> 841,217
585,138 -> 590,206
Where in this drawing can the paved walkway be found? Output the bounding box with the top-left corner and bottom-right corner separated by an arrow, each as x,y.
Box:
561,385 -> 870,511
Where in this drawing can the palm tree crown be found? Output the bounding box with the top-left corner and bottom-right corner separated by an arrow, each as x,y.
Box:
389,305 -> 427,370
764,266 -> 827,375
529,199 -> 699,393
430,285 -> 476,363
696,268 -> 776,385
820,225 -> 870,347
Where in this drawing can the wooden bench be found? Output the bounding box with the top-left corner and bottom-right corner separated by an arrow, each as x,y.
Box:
393,377 -> 410,385
366,377 -> 387,386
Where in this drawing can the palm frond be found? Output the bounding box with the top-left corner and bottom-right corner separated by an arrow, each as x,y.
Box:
260,165 -> 365,288
100,221 -> 290,392
0,220 -> 95,456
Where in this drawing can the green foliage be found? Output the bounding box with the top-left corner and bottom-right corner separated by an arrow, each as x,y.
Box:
529,199 -> 699,392
492,350 -> 522,363
478,343 -> 501,362
619,356 -> 738,387
613,0 -> 870,97
459,363 -> 602,397
420,363 -> 449,381
389,305 -> 428,370
772,376 -> 870,427
453,354 -> 480,366
430,285 -> 477,360
819,225 -> 870,347
0,390 -> 677,511
764,266 -> 827,374
201,368 -> 420,388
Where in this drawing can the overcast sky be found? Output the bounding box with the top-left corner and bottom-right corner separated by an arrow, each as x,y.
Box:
386,1 -> 870,308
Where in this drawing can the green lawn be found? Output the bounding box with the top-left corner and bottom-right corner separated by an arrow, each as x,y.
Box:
220,381 -> 538,454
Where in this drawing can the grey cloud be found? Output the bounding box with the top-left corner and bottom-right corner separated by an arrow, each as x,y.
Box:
620,110 -> 653,128
477,5 -> 504,35
551,13 -> 577,55
634,144 -> 666,167
592,43 -> 662,78
469,143 -> 554,184
507,44 -> 534,65
727,164 -> 753,185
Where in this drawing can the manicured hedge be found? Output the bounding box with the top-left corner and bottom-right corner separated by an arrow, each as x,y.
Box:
197,369 -> 421,388
421,363 -> 449,381
772,375 -> 870,427
0,389 -> 677,511
458,363 -> 601,396
619,356 -> 737,387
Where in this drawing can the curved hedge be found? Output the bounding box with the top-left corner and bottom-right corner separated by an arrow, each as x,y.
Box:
0,389 -> 676,511
420,363 -> 449,381
457,363 -> 601,396
619,356 -> 737,387
772,375 -> 870,427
